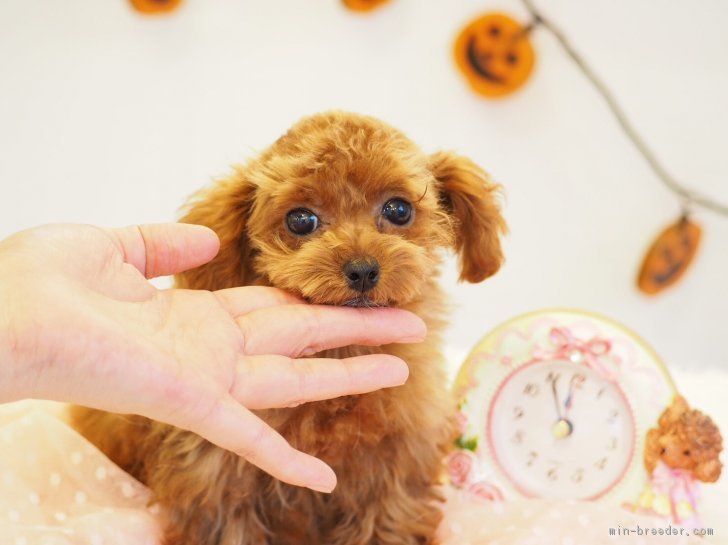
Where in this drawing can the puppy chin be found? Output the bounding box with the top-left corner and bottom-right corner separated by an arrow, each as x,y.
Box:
341,295 -> 390,308
303,292 -> 394,308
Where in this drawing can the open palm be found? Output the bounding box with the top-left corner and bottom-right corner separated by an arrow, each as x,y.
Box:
0,223 -> 424,492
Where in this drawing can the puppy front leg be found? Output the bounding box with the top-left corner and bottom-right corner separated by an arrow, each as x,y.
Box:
161,499 -> 267,545
145,432 -> 268,545
325,477 -> 444,545
370,483 -> 443,545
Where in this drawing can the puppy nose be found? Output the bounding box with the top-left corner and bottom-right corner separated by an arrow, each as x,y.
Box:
343,258 -> 380,293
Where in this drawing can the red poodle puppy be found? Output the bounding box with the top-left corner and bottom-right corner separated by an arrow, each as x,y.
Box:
72,111 -> 506,545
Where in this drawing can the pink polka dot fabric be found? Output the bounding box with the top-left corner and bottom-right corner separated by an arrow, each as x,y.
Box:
0,402 -> 719,545
0,402 -> 159,545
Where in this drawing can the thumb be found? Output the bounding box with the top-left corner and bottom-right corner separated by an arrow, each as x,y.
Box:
109,224 -> 220,278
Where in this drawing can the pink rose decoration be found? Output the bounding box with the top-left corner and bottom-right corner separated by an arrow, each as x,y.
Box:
468,480 -> 504,502
447,451 -> 474,488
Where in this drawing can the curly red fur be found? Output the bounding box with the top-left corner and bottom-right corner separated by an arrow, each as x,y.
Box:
644,395 -> 723,483
71,111 -> 507,545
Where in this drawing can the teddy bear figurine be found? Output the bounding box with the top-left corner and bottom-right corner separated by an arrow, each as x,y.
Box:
629,395 -> 723,527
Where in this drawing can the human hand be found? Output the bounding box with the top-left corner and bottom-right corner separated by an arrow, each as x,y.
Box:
0,223 -> 426,493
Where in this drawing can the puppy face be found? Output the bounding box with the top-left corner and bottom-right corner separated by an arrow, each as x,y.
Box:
645,396 -> 723,482
178,112 -> 506,306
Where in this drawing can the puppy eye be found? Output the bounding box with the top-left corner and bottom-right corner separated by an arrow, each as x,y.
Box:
683,449 -> 691,456
382,198 -> 412,226
286,208 -> 319,235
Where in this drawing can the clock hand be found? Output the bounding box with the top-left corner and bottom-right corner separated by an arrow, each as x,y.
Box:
563,374 -> 582,419
551,374 -> 574,439
563,379 -> 574,419
550,375 -> 562,420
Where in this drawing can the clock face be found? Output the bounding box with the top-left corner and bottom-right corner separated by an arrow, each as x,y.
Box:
487,359 -> 636,500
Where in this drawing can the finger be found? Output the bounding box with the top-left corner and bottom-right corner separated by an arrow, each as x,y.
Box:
186,395 -> 336,493
237,305 -> 427,357
108,223 -> 220,278
232,354 -> 409,409
214,286 -> 304,317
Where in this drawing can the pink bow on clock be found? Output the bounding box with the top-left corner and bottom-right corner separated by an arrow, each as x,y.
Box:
535,327 -> 618,381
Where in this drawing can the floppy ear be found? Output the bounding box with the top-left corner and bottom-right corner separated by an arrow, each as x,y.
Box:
175,169 -> 257,290
692,413 -> 723,482
429,151 -> 507,283
643,427 -> 662,474
693,458 -> 722,483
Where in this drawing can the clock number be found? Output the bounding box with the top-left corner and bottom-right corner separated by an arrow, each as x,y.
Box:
607,437 -> 618,451
512,430 -> 524,444
545,371 -> 560,384
524,383 -> 540,397
571,468 -> 584,483
547,467 -> 558,481
595,457 -> 608,470
513,406 -> 524,419
607,409 -> 619,424
596,387 -> 605,400
526,451 -> 538,467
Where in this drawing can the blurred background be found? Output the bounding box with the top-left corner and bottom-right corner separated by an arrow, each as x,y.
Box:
1,0 -> 726,374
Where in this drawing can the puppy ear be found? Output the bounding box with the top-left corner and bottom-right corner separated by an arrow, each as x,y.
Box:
693,458 -> 722,483
175,169 -> 257,290
429,151 -> 507,283
643,428 -> 661,475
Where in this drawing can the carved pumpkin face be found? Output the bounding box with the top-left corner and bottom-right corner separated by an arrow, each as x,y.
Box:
454,13 -> 535,98
637,218 -> 701,295
342,0 -> 390,12
130,0 -> 183,15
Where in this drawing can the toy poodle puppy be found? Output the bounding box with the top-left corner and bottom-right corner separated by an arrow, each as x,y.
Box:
71,111 -> 506,545
627,394 -> 724,524
645,395 -> 723,483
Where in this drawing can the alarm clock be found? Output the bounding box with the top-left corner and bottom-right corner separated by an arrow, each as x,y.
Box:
449,309 -> 676,505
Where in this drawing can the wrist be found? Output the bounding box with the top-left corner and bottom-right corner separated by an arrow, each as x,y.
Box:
0,240 -> 41,403
0,308 -> 25,404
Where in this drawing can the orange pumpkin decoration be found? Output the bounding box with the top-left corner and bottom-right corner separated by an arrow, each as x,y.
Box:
637,217 -> 702,295
342,0 -> 390,13
454,13 -> 535,98
129,0 -> 183,15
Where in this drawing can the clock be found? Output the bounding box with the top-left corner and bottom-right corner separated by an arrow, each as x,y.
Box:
449,309 -> 676,505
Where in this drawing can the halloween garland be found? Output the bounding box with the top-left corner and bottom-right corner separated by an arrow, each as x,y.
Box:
454,0 -> 727,295
128,0 -> 724,295
342,0 -> 390,12
454,13 -> 535,98
129,0 -> 182,14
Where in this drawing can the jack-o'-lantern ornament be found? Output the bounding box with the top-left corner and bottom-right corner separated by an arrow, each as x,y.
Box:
342,0 -> 390,13
129,0 -> 183,15
637,217 -> 701,295
454,13 -> 535,98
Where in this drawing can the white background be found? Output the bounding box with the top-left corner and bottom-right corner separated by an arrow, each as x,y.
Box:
1,0 -> 727,373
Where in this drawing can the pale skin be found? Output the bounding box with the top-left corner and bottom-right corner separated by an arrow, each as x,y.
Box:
0,223 -> 426,494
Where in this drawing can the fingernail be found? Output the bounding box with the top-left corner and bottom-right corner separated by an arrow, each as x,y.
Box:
389,360 -> 410,385
308,464 -> 337,494
402,315 -> 427,342
310,481 -> 336,494
397,335 -> 426,343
